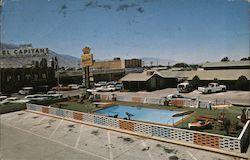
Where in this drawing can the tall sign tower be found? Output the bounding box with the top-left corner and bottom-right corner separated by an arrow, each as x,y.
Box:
81,47 -> 93,98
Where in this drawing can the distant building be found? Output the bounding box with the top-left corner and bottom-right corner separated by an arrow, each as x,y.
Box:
202,61 -> 250,70
91,58 -> 142,82
125,58 -> 142,68
0,67 -> 55,93
0,45 -> 57,93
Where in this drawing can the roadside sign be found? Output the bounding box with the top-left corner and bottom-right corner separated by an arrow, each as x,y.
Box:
81,54 -> 93,67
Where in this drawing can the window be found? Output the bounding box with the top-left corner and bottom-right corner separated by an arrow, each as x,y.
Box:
17,75 -> 21,81
42,73 -> 47,79
25,74 -> 31,80
34,74 -> 38,81
6,75 -> 12,82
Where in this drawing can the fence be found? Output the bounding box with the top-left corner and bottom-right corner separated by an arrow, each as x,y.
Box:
26,103 -> 250,153
95,93 -> 213,108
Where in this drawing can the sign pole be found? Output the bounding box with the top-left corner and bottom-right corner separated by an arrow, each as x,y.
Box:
81,47 -> 93,99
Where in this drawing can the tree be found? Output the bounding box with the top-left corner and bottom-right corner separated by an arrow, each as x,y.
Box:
213,78 -> 219,84
221,57 -> 230,62
240,109 -> 247,123
240,57 -> 250,61
223,118 -> 231,135
172,63 -> 189,68
235,75 -> 249,90
190,75 -> 201,89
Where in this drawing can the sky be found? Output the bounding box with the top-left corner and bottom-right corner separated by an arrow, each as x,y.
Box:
0,0 -> 249,63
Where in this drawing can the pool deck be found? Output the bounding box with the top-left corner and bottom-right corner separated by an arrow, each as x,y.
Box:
1,110 -> 249,160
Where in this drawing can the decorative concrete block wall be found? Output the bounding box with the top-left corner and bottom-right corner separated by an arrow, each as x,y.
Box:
26,103 -> 249,153
119,120 -> 135,132
193,133 -> 220,148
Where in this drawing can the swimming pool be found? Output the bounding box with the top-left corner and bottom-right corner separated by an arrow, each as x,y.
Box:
95,105 -> 187,125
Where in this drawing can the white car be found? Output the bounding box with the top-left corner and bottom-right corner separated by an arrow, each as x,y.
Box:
94,81 -> 107,87
0,97 -> 19,104
23,95 -> 49,101
87,88 -> 97,92
164,94 -> 196,101
0,96 -> 7,101
47,91 -> 63,98
96,86 -> 116,92
18,87 -> 34,95
68,84 -> 80,90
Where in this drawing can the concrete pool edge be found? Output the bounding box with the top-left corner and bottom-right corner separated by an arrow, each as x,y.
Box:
95,103 -> 194,127
25,109 -> 249,159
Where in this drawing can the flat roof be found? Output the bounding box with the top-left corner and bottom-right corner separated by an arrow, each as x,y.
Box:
202,61 -> 250,68
120,69 -> 250,81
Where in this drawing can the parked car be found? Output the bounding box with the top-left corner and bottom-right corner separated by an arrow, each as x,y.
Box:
94,81 -> 107,87
68,84 -> 80,90
86,88 -> 97,92
52,85 -> 71,91
18,87 -> 34,95
96,85 -> 116,92
0,97 -> 20,104
47,91 -> 63,98
0,96 -> 7,101
107,81 -> 117,85
23,95 -> 49,101
114,83 -> 124,91
177,82 -> 194,93
163,94 -> 196,101
198,83 -> 227,94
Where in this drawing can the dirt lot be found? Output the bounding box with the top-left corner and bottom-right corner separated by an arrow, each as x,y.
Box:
1,111 -> 247,160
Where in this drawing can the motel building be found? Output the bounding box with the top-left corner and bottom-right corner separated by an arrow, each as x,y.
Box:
120,61 -> 250,91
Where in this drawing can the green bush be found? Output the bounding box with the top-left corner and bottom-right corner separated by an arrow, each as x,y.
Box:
32,97 -> 68,105
235,76 -> 249,91
0,103 -> 26,114
190,75 -> 201,89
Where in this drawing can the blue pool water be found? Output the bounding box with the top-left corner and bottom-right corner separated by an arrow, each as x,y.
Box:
95,105 -> 187,125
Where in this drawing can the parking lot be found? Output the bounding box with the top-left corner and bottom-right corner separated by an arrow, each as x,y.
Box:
0,111 -> 247,160
90,88 -> 250,106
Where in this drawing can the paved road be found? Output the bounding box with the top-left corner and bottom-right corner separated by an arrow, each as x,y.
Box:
1,111 -> 246,160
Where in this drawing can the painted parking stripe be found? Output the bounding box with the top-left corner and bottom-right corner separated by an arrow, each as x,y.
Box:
49,118 -> 64,138
107,131 -> 113,160
141,140 -> 154,160
4,123 -> 109,160
74,124 -> 83,148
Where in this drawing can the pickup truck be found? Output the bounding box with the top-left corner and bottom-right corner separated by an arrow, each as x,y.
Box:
198,83 -> 226,94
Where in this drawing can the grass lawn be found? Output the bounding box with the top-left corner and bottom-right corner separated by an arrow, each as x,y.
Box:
174,106 -> 245,137
51,100 -> 96,113
0,103 -> 26,114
